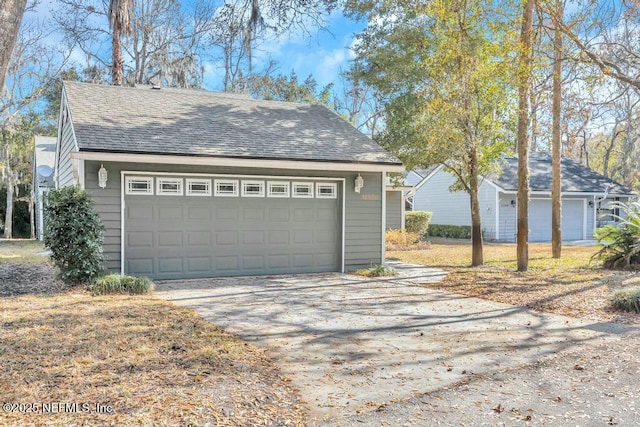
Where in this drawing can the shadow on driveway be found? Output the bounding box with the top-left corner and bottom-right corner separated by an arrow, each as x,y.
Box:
154,265 -> 636,423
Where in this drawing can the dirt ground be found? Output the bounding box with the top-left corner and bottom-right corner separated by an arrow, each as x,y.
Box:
0,263 -> 68,296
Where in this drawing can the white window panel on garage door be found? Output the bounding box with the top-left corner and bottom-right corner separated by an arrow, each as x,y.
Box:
123,174 -> 343,279
186,179 -> 211,196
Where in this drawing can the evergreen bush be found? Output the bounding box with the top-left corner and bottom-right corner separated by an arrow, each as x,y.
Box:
405,211 -> 432,234
44,186 -> 105,284
427,224 -> 473,239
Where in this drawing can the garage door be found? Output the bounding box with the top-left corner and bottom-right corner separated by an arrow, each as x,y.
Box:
123,175 -> 342,279
529,199 -> 584,242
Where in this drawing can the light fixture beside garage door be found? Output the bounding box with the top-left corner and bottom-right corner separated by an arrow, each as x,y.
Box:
98,164 -> 108,189
355,174 -> 364,193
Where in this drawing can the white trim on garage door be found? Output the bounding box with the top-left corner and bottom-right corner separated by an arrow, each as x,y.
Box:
120,170 -> 346,276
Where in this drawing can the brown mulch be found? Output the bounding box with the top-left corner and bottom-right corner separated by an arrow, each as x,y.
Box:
434,267 -> 640,325
0,263 -> 68,296
389,244 -> 640,326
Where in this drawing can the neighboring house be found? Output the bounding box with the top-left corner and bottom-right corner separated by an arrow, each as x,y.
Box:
54,81 -> 404,279
407,153 -> 636,242
385,176 -> 414,230
32,136 -> 57,240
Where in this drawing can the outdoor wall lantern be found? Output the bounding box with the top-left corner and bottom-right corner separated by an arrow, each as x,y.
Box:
510,199 -> 516,207
354,174 -> 364,193
588,200 -> 594,207
98,164 -> 108,189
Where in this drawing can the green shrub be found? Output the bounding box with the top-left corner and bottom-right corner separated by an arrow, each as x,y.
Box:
354,264 -> 398,277
44,186 -> 105,284
427,224 -> 473,239
88,274 -> 124,295
405,211 -> 432,234
89,274 -> 155,296
593,201 -> 640,270
609,287 -> 640,313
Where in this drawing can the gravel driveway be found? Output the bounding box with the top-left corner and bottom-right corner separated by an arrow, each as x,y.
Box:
155,264 -> 639,425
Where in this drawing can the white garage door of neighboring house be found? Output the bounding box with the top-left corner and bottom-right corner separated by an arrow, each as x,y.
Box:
528,198 -> 584,242
123,174 -> 343,280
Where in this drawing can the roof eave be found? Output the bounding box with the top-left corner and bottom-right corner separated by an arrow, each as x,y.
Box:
71,151 -> 405,173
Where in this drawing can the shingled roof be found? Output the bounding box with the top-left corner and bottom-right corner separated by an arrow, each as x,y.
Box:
492,153 -> 635,195
63,81 -> 402,166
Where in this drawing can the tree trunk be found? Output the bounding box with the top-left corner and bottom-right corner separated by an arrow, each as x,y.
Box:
530,93 -> 539,151
581,129 -> 589,168
4,175 -> 14,239
517,0 -> 534,272
469,149 -> 484,266
602,121 -> 620,178
112,25 -> 124,85
0,0 -> 27,90
551,0 -> 563,259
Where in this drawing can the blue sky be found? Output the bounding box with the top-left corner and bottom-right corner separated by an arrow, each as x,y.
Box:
202,10 -> 365,91
27,1 -> 364,93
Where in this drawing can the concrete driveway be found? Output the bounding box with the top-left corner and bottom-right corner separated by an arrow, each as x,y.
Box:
154,264 -> 629,423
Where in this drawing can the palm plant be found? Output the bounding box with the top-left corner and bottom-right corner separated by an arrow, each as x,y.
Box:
593,200 -> 640,269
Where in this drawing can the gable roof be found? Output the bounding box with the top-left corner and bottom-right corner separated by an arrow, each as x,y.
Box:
412,153 -> 636,195
492,153 -> 635,195
62,81 -> 402,167
412,166 -> 439,180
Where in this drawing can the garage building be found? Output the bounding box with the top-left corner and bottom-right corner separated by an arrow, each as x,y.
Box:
54,82 -> 404,279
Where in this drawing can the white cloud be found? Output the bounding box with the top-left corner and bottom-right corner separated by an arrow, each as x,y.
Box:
317,49 -> 347,83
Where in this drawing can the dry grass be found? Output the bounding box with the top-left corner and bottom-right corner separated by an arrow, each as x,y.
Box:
0,293 -> 306,426
388,240 -> 640,325
0,241 -> 306,426
0,239 -> 49,265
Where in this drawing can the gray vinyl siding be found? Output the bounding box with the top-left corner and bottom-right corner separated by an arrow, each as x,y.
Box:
57,108 -> 77,188
587,197 -> 596,238
345,171 -> 383,268
34,187 -> 51,240
386,191 -> 402,230
85,161 -> 384,274
412,168 -> 498,240
34,188 -> 42,240
478,181 -> 498,240
498,193 -> 517,241
405,171 -> 424,187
